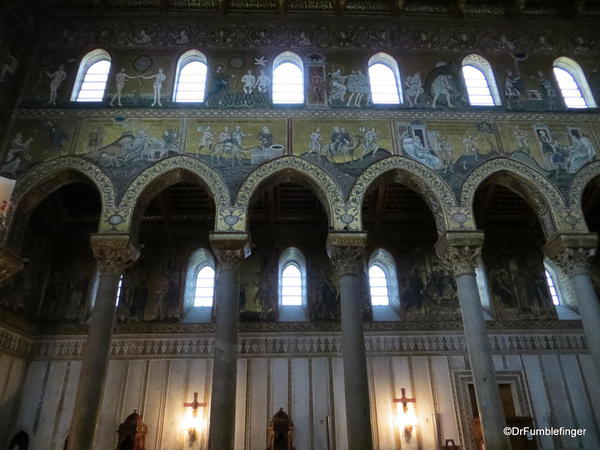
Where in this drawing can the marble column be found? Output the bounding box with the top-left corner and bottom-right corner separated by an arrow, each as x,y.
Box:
208,233 -> 250,450
436,231 -> 510,450
0,247 -> 24,284
67,234 -> 139,450
544,233 -> 600,376
326,232 -> 373,450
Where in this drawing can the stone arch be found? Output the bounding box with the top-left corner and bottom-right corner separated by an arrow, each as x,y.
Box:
234,156 -> 345,230
3,157 -> 114,251
119,156 -> 228,239
461,158 -> 566,237
347,156 -> 458,234
569,159 -> 600,209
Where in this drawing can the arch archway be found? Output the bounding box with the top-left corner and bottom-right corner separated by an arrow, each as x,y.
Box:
348,156 -> 457,234
235,157 -> 344,231
461,159 -> 565,237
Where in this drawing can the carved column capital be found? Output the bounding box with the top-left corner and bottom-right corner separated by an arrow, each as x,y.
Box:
0,247 -> 25,283
90,234 -> 140,274
543,233 -> 598,276
435,231 -> 484,276
210,232 -> 251,270
326,232 -> 367,276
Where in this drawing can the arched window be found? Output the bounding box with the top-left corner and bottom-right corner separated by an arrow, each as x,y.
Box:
71,49 -> 111,102
553,57 -> 597,109
182,248 -> 215,322
368,249 -> 400,321
173,50 -> 208,103
272,52 -> 304,104
368,52 -> 402,104
461,54 -> 501,106
368,264 -> 389,305
278,247 -> 308,321
194,266 -> 215,307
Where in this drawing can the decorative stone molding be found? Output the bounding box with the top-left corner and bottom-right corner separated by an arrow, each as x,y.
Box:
90,234 -> 140,274
346,156 -> 457,234
435,231 -> 484,276
460,158 -> 565,236
543,233 -> 598,276
26,331 -> 588,360
0,326 -> 31,358
0,247 -> 25,284
209,232 -> 251,270
233,156 -> 345,230
117,155 -> 230,233
326,232 -> 367,276
569,159 -> 600,207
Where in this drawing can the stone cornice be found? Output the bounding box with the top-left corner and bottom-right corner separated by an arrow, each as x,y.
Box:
25,330 -> 588,360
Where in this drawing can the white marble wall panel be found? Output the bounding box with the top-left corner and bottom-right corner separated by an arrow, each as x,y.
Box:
7,353 -> 600,450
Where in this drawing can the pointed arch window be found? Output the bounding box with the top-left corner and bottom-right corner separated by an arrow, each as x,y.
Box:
553,57 -> 596,109
368,52 -> 402,104
72,49 -> 111,102
368,264 -> 389,305
182,248 -> 215,322
272,52 -> 304,104
368,249 -> 401,321
462,54 -> 501,106
278,247 -> 308,321
173,50 -> 208,103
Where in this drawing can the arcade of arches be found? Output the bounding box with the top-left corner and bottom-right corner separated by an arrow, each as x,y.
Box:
2,2 -> 600,450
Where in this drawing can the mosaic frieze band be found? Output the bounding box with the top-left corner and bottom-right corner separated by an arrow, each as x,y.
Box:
2,109 -> 600,237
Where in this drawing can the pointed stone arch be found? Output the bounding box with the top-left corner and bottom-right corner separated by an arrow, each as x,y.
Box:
347,156 -> 458,234
118,155 -> 228,237
234,156 -> 345,231
461,158 -> 566,237
2,157 -> 113,250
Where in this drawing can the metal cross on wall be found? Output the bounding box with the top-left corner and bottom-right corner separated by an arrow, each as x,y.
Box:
393,388 -> 416,413
183,392 -> 206,416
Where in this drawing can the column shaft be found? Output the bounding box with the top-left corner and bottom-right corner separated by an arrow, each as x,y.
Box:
571,273 -> 600,374
67,272 -> 121,450
455,272 -> 510,450
339,271 -> 373,450
208,266 -> 240,450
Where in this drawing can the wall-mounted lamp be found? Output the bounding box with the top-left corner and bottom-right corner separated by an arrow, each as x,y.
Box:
393,388 -> 417,442
182,392 -> 206,446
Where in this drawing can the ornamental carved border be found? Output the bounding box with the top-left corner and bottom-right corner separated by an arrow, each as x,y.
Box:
4,157 -> 116,245
24,332 -> 588,360
347,156 -> 457,233
117,155 -> 230,233
569,159 -> 600,209
234,156 -> 346,230
460,158 -> 566,235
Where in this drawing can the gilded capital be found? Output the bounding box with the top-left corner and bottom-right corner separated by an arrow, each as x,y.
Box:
90,234 -> 140,274
210,232 -> 251,270
543,233 -> 598,276
326,232 -> 367,276
435,231 -> 484,276
0,247 -> 25,283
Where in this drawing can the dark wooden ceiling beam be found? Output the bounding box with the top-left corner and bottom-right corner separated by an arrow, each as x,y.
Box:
219,0 -> 229,14
454,0 -> 467,16
336,0 -> 346,15
278,0 -> 287,14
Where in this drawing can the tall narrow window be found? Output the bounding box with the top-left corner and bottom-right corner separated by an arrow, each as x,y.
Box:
553,57 -> 596,109
72,49 -> 111,102
368,53 -> 402,104
272,52 -> 304,104
194,266 -> 215,307
462,54 -> 501,106
278,247 -> 308,321
173,50 -> 208,103
368,265 -> 390,306
281,263 -> 302,306
182,249 -> 215,323
545,270 -> 560,306
115,274 -> 124,306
